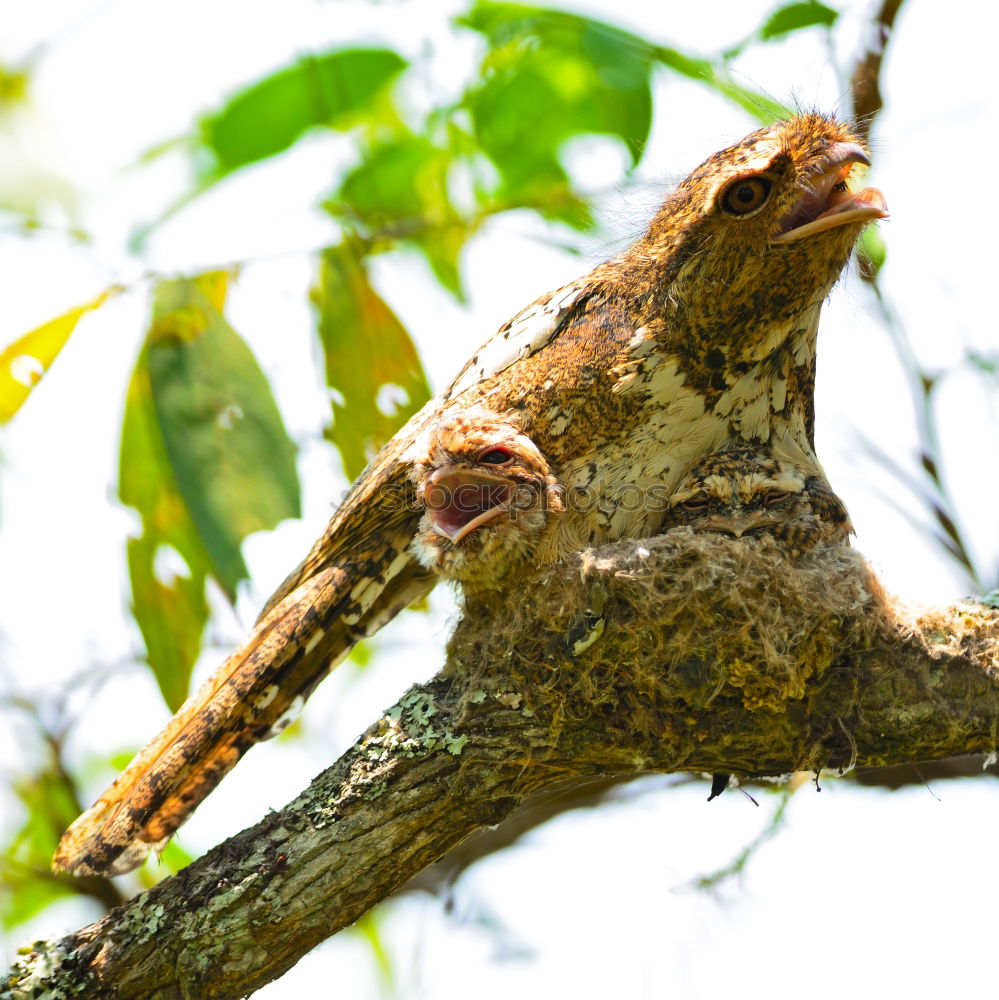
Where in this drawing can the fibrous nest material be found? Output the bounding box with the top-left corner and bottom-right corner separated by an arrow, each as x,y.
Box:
447,530 -> 892,736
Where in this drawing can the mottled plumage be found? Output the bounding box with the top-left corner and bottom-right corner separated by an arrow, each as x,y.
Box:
54,113 -> 886,876
408,408 -> 564,590
661,447 -> 854,804
660,447 -> 853,552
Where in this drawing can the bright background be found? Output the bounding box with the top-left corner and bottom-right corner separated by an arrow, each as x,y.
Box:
1,1 -> 997,997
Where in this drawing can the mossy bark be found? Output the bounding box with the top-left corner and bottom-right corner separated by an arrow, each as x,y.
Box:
6,534 -> 999,1000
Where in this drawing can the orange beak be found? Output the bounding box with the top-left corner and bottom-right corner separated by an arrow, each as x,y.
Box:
773,141 -> 888,244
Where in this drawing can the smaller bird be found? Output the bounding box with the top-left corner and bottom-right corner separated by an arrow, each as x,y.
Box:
407,407 -> 564,592
659,447 -> 852,553
658,447 -> 852,801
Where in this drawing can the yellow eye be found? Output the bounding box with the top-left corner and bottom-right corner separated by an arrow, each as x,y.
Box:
721,176 -> 773,216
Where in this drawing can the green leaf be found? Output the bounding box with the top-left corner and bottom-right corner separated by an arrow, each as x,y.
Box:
121,273 -> 300,707
126,540 -> 210,712
0,63 -> 31,108
340,137 -> 444,221
202,49 -> 408,173
314,243 -> 431,480
334,134 -> 470,297
858,224 -> 887,283
121,334 -> 213,709
759,1 -> 839,40
144,273 -> 300,599
353,910 -> 396,995
0,289 -> 118,423
460,3 -> 654,226
144,273 -> 301,597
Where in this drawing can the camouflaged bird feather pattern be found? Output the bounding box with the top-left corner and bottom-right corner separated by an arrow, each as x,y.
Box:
660,446 -> 854,552
407,407 -> 565,590
54,112 -> 886,876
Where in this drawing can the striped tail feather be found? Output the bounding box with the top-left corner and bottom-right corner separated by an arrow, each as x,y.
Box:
53,544 -> 433,876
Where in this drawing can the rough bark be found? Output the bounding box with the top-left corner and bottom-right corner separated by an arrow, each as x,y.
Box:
6,532 -> 999,1000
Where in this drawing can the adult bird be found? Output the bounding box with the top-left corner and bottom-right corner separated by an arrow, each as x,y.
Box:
54,112 -> 886,876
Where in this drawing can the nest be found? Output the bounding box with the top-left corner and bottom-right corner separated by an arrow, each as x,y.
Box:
446,530 -> 891,740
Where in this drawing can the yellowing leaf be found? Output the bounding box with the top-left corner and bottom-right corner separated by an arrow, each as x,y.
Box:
315,243 -> 432,479
120,272 -> 301,707
121,351 -> 213,710
145,275 -> 301,596
0,289 -> 118,422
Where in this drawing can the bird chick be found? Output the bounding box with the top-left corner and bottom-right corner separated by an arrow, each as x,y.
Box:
408,409 -> 563,591
660,447 -> 852,552
660,447 -> 851,802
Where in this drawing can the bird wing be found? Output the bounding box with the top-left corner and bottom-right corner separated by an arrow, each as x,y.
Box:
54,278 -> 594,876
261,276 -> 595,614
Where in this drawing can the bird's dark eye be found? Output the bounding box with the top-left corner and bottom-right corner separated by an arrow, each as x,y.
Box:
479,447 -> 514,466
833,180 -> 848,192
764,490 -> 791,505
721,176 -> 773,216
679,498 -> 709,511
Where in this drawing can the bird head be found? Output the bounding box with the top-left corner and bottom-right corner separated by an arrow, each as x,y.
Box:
662,449 -> 815,541
407,408 -> 563,588
631,113 -> 888,359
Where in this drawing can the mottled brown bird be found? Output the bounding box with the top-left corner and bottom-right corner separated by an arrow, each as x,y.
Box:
659,447 -> 852,553
408,407 -> 564,591
54,112 -> 886,876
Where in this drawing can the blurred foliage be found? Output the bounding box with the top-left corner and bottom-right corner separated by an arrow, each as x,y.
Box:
3,0 -> 993,964
0,693 -> 128,925
201,49 -> 408,175
315,242 -> 432,479
0,290 -> 119,423
1,763 -> 81,927
0,63 -> 30,109
121,272 -> 300,709
725,0 -> 837,57
460,3 -> 655,222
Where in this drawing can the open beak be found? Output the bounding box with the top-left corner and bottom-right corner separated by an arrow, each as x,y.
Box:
773,141 -> 888,244
422,466 -> 514,543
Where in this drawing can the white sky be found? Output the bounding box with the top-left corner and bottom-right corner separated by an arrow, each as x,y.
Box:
1,1 -> 997,997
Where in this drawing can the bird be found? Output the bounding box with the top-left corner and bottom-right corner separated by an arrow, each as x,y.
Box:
407,407 -> 565,592
658,446 -> 853,552
54,112 -> 887,876
657,446 -> 853,802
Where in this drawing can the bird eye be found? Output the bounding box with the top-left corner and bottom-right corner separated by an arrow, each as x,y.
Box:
479,447 -> 514,466
764,490 -> 791,505
679,498 -> 709,511
721,176 -> 773,216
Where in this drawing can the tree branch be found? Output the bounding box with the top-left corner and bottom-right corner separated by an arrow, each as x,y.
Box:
850,0 -> 906,141
7,533 -> 999,999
